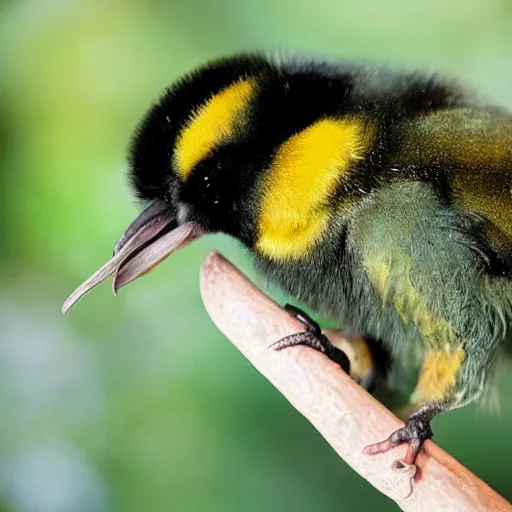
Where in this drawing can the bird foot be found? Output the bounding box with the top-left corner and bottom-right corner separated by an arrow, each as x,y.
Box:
269,304 -> 350,373
364,413 -> 433,470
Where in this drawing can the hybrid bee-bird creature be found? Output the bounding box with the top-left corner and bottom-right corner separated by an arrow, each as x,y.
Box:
63,52 -> 512,471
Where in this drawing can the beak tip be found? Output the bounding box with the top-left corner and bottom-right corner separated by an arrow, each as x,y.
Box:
61,300 -> 72,315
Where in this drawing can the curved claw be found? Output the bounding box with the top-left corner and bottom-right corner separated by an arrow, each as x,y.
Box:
272,305 -> 351,373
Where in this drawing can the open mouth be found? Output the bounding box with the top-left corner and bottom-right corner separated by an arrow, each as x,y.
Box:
62,200 -> 204,313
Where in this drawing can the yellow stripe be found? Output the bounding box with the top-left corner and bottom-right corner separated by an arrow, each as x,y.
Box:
174,79 -> 256,179
256,118 -> 371,260
365,255 -> 458,349
414,347 -> 465,403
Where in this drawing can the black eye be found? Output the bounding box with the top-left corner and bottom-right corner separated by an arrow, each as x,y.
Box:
197,172 -> 220,204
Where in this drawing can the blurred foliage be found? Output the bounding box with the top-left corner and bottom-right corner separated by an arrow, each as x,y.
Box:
1,0 -> 512,511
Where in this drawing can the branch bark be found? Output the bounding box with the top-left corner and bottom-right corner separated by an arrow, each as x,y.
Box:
199,251 -> 511,511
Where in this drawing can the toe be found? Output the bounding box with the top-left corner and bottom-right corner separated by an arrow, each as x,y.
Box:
364,437 -> 396,455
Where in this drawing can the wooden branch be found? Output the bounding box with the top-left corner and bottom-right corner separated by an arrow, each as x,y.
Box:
199,251 -> 511,512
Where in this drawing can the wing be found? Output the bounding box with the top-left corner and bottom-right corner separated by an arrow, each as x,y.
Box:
395,106 -> 512,273
451,163 -> 512,273
351,179 -> 504,404
351,180 -> 487,351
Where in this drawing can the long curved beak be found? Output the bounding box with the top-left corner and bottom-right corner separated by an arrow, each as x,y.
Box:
62,200 -> 203,313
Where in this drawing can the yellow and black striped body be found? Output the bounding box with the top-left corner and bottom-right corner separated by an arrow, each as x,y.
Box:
130,53 -> 512,414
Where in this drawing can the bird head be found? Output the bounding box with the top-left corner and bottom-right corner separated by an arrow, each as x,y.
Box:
63,53 -> 374,312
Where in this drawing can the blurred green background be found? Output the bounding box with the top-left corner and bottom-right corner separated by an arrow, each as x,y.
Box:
1,0 -> 512,510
